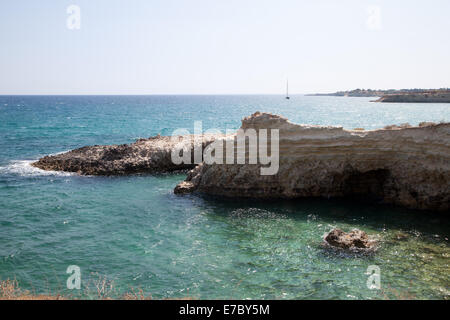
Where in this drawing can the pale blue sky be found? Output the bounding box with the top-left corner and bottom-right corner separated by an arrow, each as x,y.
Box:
0,0 -> 449,94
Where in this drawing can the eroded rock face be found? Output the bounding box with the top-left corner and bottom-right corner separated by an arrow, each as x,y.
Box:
176,112 -> 450,211
323,228 -> 376,250
32,134 -> 225,175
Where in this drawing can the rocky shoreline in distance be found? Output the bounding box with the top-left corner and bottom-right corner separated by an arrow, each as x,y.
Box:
308,88 -> 450,102
375,91 -> 450,103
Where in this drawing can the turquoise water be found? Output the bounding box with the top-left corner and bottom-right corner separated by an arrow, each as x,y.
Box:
0,95 -> 449,299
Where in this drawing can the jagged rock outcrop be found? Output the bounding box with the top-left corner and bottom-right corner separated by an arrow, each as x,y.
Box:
33,111 -> 450,211
323,228 -> 377,250
175,112 -> 450,211
32,134 -> 224,175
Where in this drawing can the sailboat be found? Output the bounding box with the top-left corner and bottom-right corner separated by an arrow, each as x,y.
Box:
285,79 -> 290,99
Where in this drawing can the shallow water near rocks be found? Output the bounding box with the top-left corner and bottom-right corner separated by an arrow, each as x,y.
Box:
0,95 -> 449,299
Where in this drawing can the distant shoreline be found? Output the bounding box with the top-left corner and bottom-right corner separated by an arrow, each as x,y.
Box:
307,88 -> 450,103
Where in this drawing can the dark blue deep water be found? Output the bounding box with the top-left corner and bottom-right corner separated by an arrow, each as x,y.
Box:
0,95 -> 449,299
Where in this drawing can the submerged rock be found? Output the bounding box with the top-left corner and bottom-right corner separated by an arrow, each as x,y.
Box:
393,232 -> 409,241
323,228 -> 377,250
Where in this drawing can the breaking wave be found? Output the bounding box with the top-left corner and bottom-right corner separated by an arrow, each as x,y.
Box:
0,160 -> 74,177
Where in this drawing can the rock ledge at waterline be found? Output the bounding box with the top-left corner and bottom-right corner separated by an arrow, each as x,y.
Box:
32,112 -> 450,211
32,134 -> 226,175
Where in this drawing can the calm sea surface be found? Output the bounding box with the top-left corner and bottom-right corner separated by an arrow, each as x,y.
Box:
0,95 -> 449,299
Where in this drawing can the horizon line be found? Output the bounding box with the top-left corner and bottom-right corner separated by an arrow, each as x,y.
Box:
1,88 -> 448,96
0,93 -> 310,96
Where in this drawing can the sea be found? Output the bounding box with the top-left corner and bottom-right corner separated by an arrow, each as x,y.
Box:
0,95 -> 448,299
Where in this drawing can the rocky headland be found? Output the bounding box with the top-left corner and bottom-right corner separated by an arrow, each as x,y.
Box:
33,112 -> 450,211
375,91 -> 450,103
175,112 -> 450,211
32,134 -> 226,175
308,88 -> 450,102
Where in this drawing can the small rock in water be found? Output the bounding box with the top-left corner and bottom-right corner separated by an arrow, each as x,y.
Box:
174,181 -> 196,194
324,228 -> 377,250
394,232 -> 409,241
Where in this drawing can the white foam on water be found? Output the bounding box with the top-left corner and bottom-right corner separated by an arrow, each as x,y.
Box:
49,150 -> 71,156
0,160 -> 74,177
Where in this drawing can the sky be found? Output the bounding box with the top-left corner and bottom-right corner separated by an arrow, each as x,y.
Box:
0,0 -> 449,95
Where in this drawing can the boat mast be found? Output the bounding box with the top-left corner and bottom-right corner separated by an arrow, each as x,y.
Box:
286,79 -> 290,99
